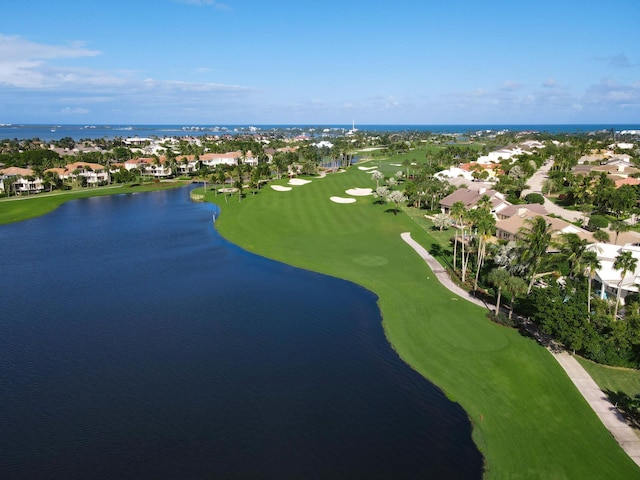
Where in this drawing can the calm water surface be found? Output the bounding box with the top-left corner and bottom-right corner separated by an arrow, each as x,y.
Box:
0,187 -> 482,479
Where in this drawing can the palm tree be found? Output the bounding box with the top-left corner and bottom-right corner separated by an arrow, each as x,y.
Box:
450,201 -> 465,272
472,206 -> 496,292
504,275 -> 528,320
558,233 -> 589,279
613,250 -> 638,320
517,216 -> 557,293
583,250 -> 601,316
488,268 -> 510,315
371,170 -> 384,189
610,220 -> 630,245
593,229 -> 611,243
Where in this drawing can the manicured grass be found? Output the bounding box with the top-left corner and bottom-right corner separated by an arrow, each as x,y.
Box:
577,356 -> 640,398
204,168 -> 640,479
0,182 -> 188,225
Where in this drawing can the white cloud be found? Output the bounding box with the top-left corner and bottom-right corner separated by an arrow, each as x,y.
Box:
0,34 -> 100,88
501,80 -> 523,91
583,79 -> 640,108
59,107 -> 90,115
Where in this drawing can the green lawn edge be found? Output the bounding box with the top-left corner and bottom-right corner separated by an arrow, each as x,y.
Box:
204,169 -> 640,479
0,181 -> 188,225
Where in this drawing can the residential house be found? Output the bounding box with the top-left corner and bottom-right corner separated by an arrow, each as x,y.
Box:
588,241 -> 640,303
494,210 -> 593,243
47,162 -> 110,186
494,203 -> 548,220
124,158 -> 172,178
439,187 -> 509,215
0,166 -> 45,195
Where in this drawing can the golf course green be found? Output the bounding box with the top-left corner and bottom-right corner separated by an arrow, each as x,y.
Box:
205,166 -> 640,479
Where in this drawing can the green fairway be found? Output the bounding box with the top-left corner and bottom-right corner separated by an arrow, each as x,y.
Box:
0,182 -> 187,225
205,168 -> 640,479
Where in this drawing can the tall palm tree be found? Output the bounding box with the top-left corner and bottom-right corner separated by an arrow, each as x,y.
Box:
517,216 -> 557,294
450,201 -> 465,272
472,206 -> 496,291
488,268 -> 510,315
504,275 -> 528,320
613,250 -> 638,320
610,220 -> 630,245
583,249 -> 601,316
558,233 -> 589,279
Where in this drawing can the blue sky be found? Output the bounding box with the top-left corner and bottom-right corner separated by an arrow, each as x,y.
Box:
1,0 -> 639,125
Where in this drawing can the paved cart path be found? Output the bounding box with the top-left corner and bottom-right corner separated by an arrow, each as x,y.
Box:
401,231 -> 640,468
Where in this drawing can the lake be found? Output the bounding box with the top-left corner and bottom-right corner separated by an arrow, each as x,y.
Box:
0,186 -> 482,479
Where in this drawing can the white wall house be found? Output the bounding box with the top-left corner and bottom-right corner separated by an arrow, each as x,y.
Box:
588,243 -> 640,304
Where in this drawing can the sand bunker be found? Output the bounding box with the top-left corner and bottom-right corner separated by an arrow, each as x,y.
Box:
271,185 -> 292,191
288,178 -> 312,186
345,188 -> 373,196
218,187 -> 238,193
390,163 -> 402,166
330,196 -> 357,204
358,166 -> 378,171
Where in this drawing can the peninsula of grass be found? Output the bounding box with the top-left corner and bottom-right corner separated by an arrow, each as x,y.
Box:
0,181 -> 187,225
204,168 -> 640,479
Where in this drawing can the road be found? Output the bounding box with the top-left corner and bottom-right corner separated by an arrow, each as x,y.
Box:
521,161 -> 585,223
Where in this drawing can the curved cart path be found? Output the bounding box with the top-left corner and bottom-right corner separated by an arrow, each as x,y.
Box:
401,231 -> 640,468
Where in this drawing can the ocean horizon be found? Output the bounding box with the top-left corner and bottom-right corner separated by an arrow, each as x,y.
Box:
2,123 -> 640,142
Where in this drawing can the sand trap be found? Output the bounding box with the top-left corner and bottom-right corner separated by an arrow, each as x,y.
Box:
345,187 -> 373,196
330,196 -> 356,204
271,185 -> 292,191
390,163 -> 402,166
288,178 -> 312,185
218,187 -> 238,193
358,166 -> 377,171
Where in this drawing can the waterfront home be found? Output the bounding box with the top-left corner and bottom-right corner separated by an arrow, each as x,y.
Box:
46,162 -> 110,186
124,158 -> 172,178
0,166 -> 44,195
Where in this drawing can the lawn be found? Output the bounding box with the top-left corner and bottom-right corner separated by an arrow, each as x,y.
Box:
204,167 -> 640,479
577,356 -> 640,399
0,181 -> 187,225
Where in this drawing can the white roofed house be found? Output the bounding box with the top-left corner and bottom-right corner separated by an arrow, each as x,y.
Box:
200,151 -> 241,168
587,242 -> 640,305
434,167 -> 475,182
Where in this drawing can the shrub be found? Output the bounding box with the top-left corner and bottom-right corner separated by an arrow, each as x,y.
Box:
588,214 -> 609,229
524,192 -> 545,205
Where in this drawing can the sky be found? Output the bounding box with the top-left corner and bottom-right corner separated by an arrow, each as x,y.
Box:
1,0 -> 639,125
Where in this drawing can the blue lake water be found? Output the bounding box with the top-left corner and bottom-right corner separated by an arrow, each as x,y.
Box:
0,186 -> 482,479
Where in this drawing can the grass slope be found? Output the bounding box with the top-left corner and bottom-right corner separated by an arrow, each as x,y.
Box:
206,169 -> 640,479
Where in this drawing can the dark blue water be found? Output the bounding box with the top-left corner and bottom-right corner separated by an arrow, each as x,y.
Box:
0,187 -> 482,479
2,123 -> 639,141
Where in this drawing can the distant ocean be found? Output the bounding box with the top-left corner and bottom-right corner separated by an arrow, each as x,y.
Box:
1,123 -> 640,142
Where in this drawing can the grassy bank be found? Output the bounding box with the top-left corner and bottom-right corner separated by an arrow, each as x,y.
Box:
204,167 -> 640,479
0,181 -> 188,225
